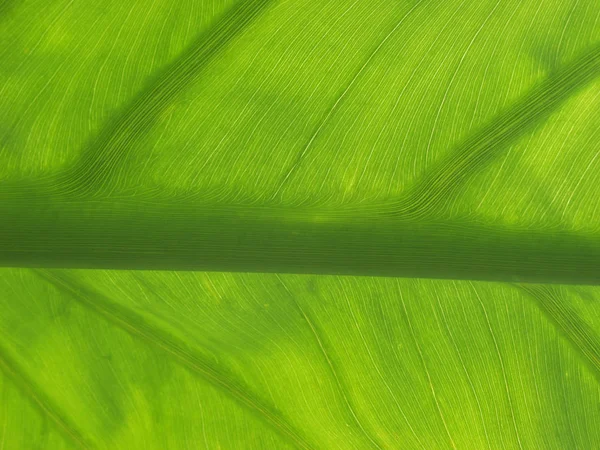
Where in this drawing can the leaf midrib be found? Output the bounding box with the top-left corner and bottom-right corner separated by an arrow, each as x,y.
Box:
1,198 -> 599,285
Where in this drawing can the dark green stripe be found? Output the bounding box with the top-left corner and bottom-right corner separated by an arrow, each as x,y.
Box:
1,198 -> 599,285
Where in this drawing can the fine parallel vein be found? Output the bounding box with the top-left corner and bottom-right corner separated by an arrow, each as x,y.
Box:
57,0 -> 275,197
35,269 -> 315,450
0,335 -> 91,449
277,275 -> 385,450
368,42 -> 600,218
518,284 -> 600,381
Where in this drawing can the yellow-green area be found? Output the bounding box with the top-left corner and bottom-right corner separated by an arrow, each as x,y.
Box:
2,270 -> 600,449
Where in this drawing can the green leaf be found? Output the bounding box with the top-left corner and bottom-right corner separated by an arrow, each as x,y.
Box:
1,0 -> 600,448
